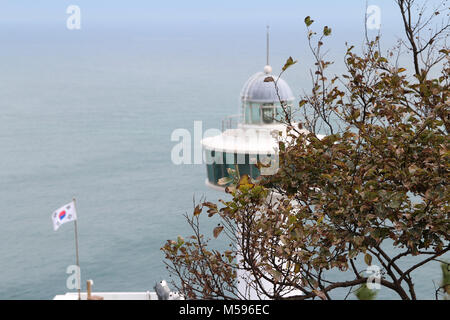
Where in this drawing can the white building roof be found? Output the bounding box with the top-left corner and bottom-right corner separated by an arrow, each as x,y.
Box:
240,70 -> 295,103
201,124 -> 287,154
202,124 -> 324,155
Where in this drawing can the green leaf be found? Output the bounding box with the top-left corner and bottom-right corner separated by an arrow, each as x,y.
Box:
323,26 -> 332,36
355,283 -> 378,300
390,199 -> 402,209
237,174 -> 255,190
364,253 -> 372,266
304,16 -> 314,27
282,56 -> 298,71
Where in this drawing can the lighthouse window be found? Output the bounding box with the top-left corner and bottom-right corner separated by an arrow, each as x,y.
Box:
262,106 -> 275,123
245,105 -> 251,124
251,104 -> 260,124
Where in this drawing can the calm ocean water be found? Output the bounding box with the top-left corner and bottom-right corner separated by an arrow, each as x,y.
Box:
0,22 -> 446,299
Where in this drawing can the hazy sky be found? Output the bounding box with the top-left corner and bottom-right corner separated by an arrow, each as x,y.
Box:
0,1 -> 444,80
0,1 -> 408,55
0,0 -> 400,28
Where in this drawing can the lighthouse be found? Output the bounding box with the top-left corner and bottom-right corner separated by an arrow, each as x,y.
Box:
201,28 -> 296,191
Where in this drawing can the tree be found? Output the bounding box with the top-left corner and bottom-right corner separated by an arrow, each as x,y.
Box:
436,260 -> 450,299
162,0 -> 449,300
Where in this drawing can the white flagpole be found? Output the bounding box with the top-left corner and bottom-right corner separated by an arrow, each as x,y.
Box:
73,198 -> 81,300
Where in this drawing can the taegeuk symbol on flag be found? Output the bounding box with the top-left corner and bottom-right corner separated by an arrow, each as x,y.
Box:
52,201 -> 77,231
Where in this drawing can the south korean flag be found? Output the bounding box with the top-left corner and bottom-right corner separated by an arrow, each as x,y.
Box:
52,201 -> 77,231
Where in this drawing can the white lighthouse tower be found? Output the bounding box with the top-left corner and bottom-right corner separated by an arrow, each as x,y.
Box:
201,28 -> 296,191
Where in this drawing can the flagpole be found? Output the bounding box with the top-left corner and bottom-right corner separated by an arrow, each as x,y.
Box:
73,198 -> 81,300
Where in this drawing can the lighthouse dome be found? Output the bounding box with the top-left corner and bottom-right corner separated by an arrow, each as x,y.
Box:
240,68 -> 295,103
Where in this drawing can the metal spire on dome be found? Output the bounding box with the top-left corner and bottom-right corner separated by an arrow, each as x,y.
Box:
266,25 -> 270,66
264,25 -> 272,74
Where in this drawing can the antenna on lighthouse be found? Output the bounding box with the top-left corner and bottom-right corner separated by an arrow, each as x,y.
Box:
264,25 -> 272,74
266,25 -> 270,66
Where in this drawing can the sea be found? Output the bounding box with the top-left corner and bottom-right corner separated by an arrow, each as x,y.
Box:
0,16 -> 447,300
